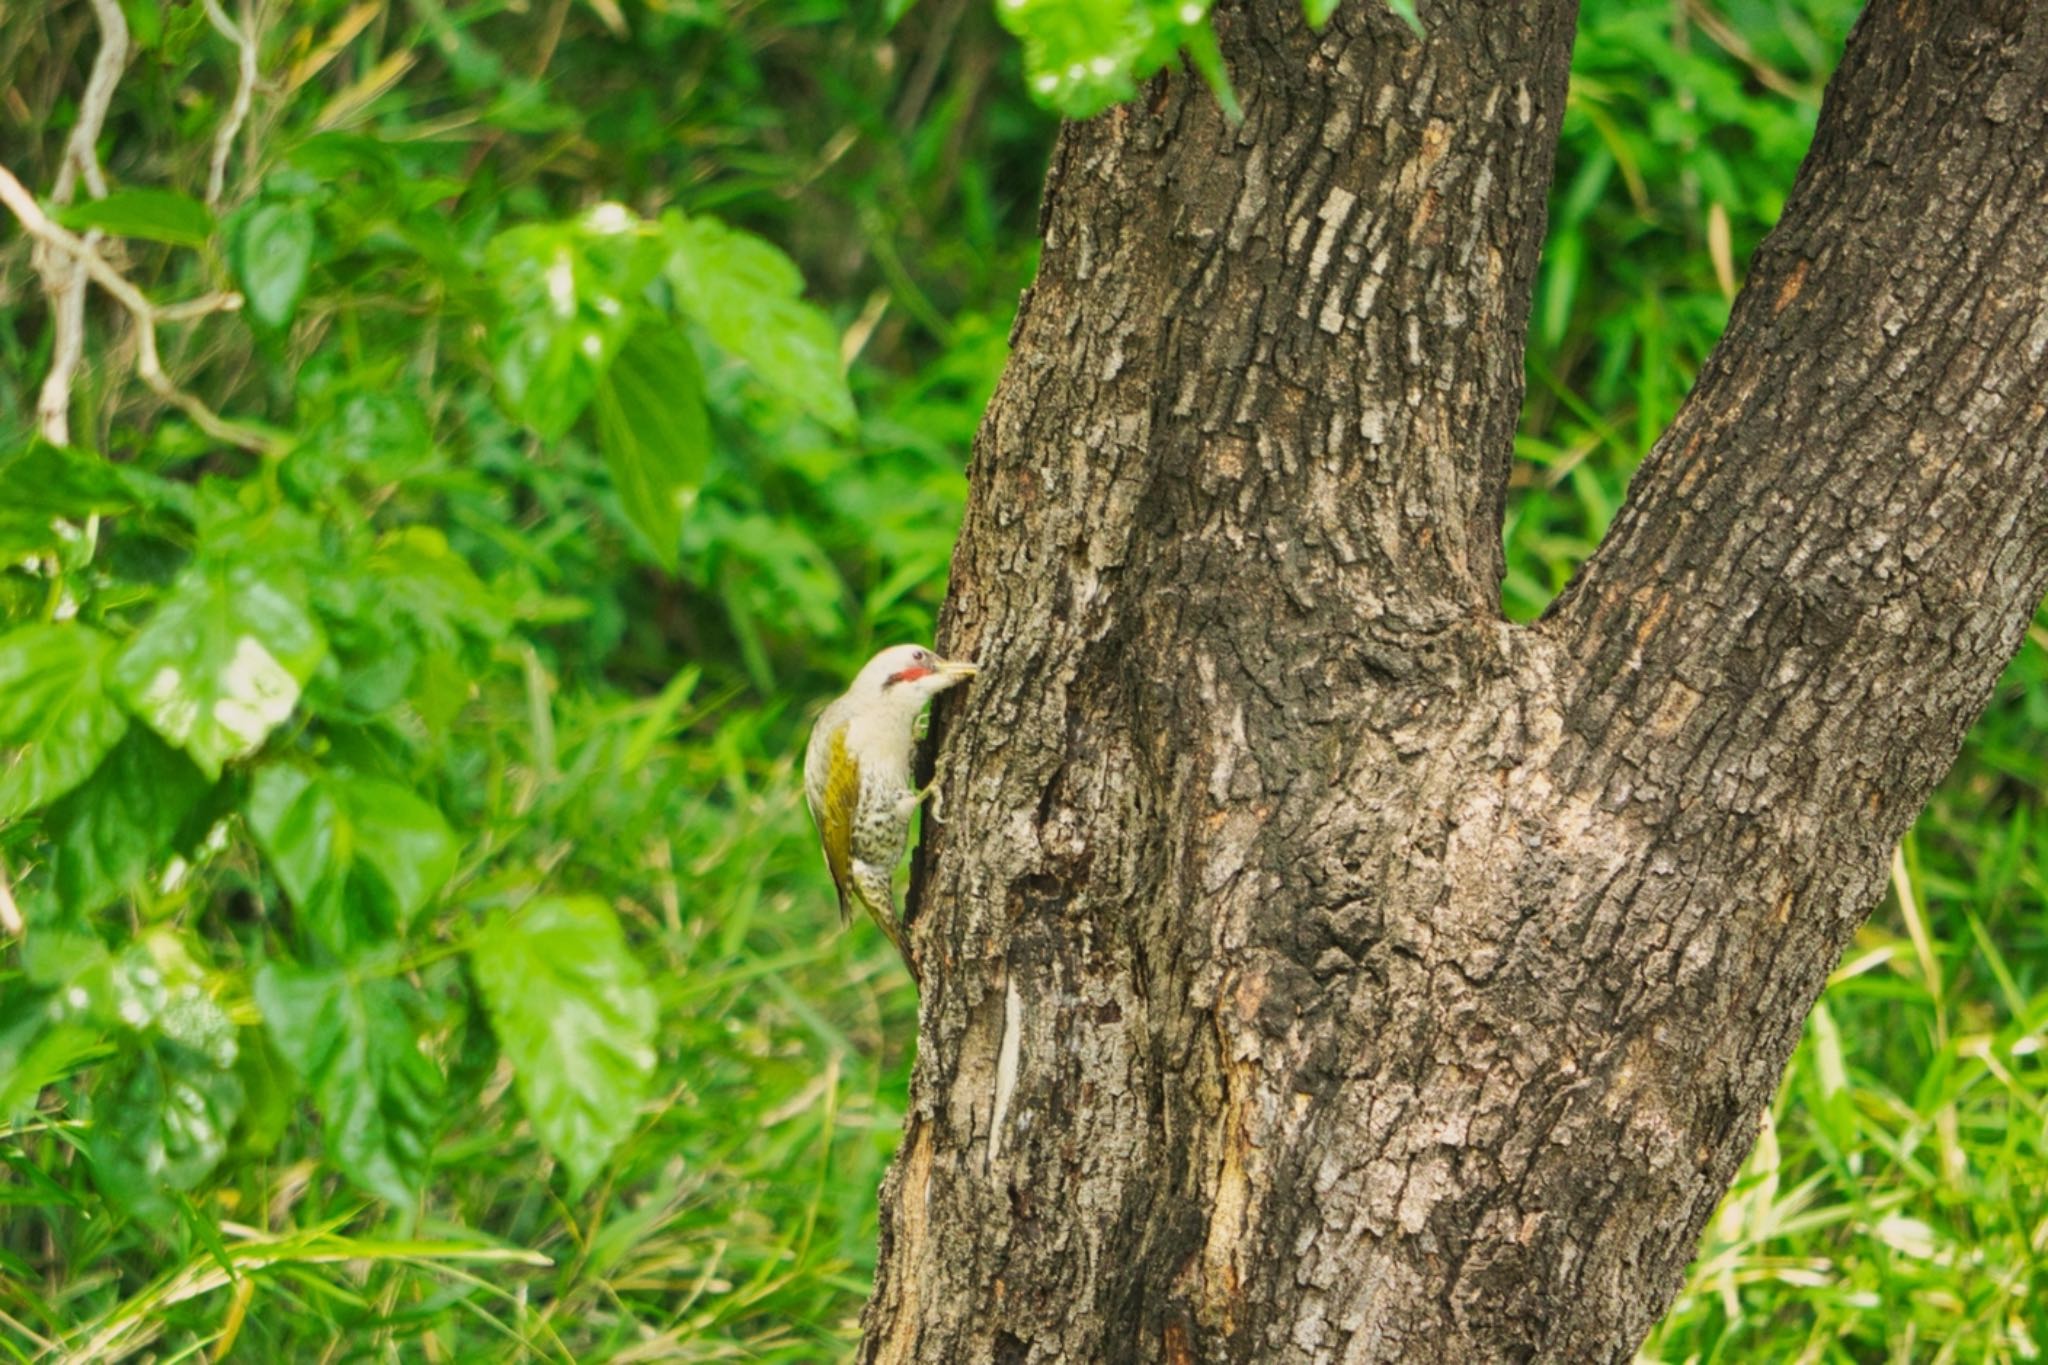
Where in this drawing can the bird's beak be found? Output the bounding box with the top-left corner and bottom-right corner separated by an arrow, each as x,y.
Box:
937,658 -> 980,682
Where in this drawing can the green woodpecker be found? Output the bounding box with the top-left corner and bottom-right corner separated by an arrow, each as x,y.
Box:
804,644 -> 978,965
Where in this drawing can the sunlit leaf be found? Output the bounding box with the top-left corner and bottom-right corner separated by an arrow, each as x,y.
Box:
470,895 -> 658,1189
663,213 -> 856,433
113,558 -> 327,779
487,209 -> 664,438
229,200 -> 318,330
994,0 -> 1212,118
45,728 -> 213,914
594,325 -> 710,571
255,964 -> 442,1204
84,1040 -> 244,1218
0,623 -> 131,819
57,188 -> 215,248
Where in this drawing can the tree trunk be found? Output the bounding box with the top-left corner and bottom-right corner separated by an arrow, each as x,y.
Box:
867,0 -> 2048,1359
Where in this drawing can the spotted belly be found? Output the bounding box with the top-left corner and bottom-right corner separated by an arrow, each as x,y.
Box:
849,769 -> 915,915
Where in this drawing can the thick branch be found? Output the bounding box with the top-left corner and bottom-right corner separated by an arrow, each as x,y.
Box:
974,0 -> 1576,630
1550,0 -> 2048,846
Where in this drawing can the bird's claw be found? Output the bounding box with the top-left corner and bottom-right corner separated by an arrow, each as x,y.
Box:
921,781 -> 947,824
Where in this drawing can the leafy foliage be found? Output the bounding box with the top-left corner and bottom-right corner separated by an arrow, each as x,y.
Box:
0,0 -> 2039,1362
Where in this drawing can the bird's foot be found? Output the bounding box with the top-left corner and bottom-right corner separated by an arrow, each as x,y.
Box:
918,779 -> 946,824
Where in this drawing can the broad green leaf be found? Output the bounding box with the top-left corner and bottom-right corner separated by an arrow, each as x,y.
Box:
0,440 -> 161,561
994,0 -> 1213,118
0,992 -> 108,1118
57,188 -> 215,248
231,1023 -> 296,1157
113,558 -> 327,779
1302,0 -> 1339,24
84,1040 -> 244,1218
245,763 -> 458,950
663,214 -> 856,433
470,896 -> 657,1188
593,326 -> 710,571
256,964 -> 441,1204
0,624 -> 130,819
365,527 -> 508,647
244,765 -> 343,915
343,776 -> 460,924
45,728 -> 212,914
487,208 -> 664,438
229,200 -> 317,330
60,931 -> 244,1217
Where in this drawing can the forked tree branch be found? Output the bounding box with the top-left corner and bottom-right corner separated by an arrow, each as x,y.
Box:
0,163 -> 271,454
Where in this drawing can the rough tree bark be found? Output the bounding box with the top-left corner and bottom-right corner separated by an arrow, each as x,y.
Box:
866,0 -> 2048,1359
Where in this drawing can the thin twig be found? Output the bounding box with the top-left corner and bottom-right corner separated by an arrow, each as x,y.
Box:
0,162 -> 276,454
203,0 -> 259,209
1682,0 -> 1812,102
35,255 -> 91,444
53,0 -> 128,203
36,0 -> 129,446
158,291 -> 246,322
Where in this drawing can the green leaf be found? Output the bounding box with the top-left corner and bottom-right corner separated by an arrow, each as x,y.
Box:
0,992 -> 108,1119
84,1041 -> 244,1218
470,896 -> 657,1189
230,1023 -> 296,1157
0,624 -> 131,819
994,0 -> 1214,118
1383,0 -> 1423,34
487,209 -> 665,438
56,188 -> 215,248
365,527 -> 508,648
0,440 -> 166,562
229,200 -> 317,330
113,558 -> 327,779
244,764 -> 342,916
594,326 -> 710,571
344,776 -> 460,925
663,214 -> 856,433
45,728 -> 213,915
255,965 -> 442,1204
245,764 -> 459,951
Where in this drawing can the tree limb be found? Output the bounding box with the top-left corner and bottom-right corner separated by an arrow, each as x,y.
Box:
1547,0 -> 2048,831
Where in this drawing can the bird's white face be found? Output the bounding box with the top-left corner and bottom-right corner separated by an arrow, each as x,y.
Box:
853,643 -> 979,712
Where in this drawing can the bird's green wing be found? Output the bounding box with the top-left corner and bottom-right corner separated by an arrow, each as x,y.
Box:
818,725 -> 859,927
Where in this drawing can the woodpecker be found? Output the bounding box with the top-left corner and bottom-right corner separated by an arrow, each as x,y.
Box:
804,644 -> 978,970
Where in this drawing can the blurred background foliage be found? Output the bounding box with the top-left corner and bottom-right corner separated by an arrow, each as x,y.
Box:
0,0 -> 2041,1360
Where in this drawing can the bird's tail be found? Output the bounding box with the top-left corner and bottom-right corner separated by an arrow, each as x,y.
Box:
851,859 -> 916,980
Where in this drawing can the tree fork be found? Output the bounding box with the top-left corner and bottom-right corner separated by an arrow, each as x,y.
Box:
871,1 -> 2048,1360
